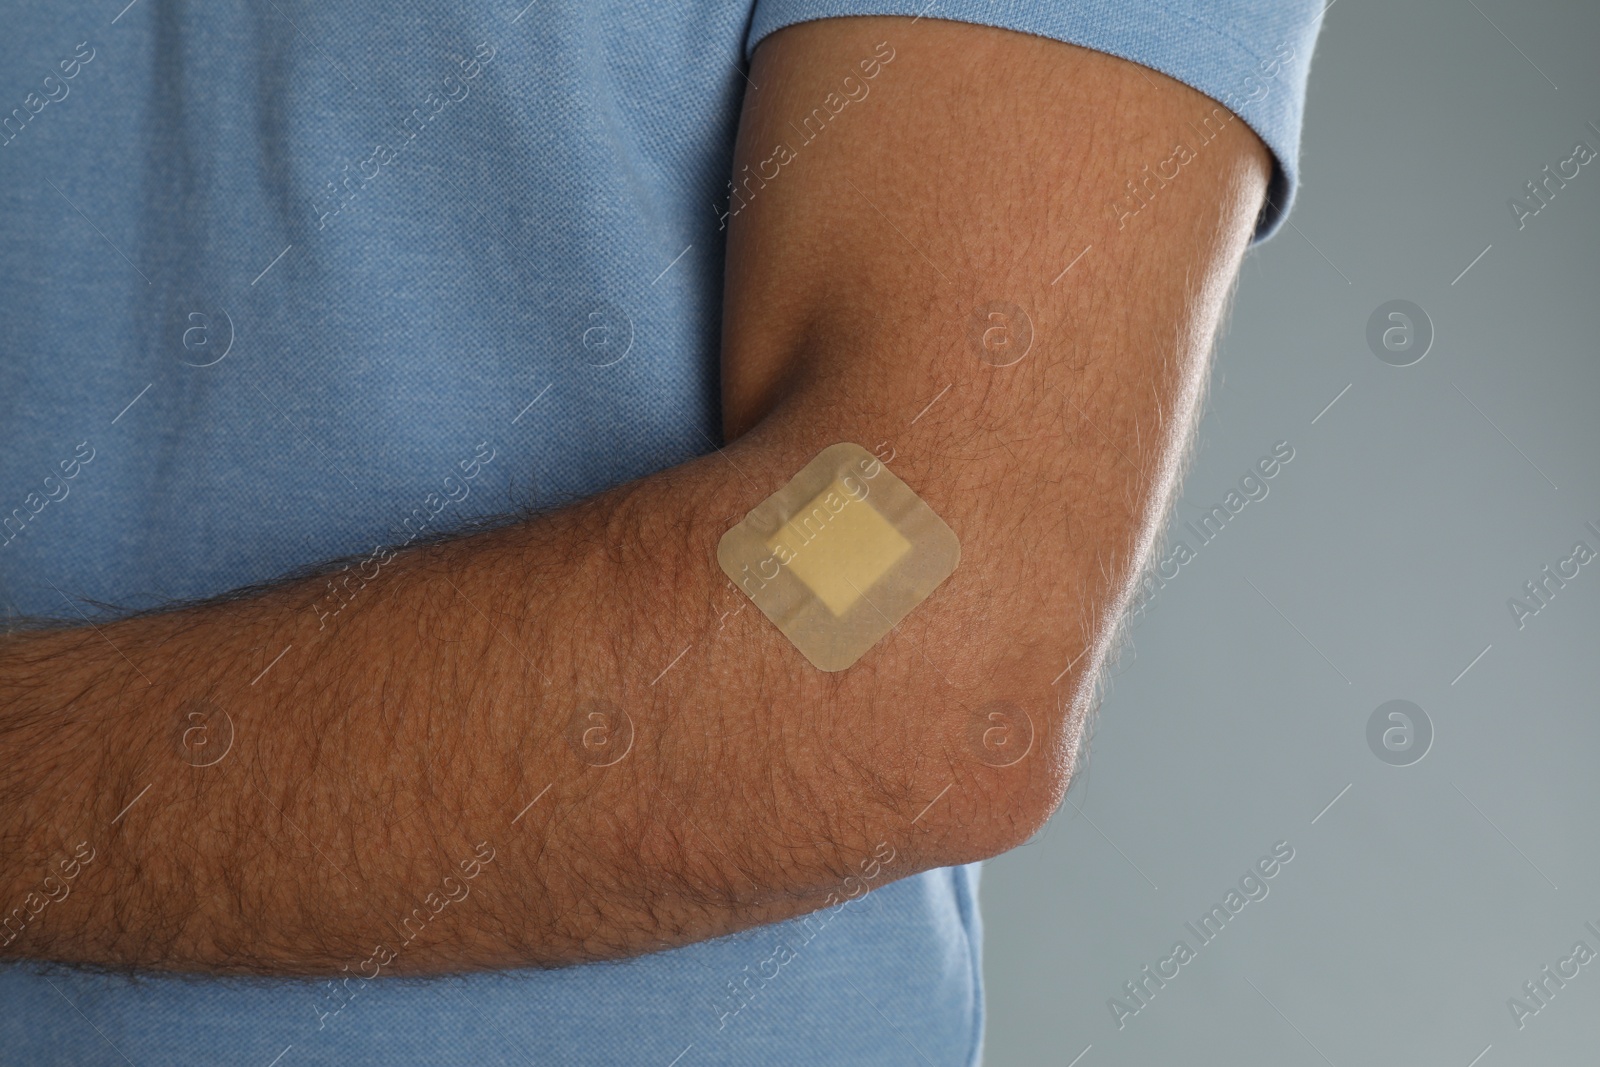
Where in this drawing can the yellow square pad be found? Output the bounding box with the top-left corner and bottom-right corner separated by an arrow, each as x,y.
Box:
766,477 -> 912,616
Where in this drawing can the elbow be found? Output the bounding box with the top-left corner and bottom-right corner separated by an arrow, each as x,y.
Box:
903,647 -> 1093,866
935,714 -> 1077,864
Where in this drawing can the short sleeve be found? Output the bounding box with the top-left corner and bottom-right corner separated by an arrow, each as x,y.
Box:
745,0 -> 1325,242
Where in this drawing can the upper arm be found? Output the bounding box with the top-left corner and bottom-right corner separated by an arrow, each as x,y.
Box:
723,16 -> 1271,435
716,16 -> 1271,837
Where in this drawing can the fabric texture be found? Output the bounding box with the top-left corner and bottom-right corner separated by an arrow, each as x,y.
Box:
0,0 -> 1320,1062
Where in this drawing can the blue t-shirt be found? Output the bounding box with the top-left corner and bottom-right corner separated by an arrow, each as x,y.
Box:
0,1 -> 1321,1063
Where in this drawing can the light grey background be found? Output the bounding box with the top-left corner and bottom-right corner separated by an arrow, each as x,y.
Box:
981,0 -> 1600,1064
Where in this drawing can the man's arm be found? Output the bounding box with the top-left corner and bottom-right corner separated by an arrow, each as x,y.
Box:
0,16 -> 1269,974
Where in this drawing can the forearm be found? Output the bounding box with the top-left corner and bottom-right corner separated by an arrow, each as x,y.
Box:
0,438 -> 950,972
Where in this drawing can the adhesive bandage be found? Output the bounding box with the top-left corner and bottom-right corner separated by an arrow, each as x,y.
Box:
717,442 -> 961,671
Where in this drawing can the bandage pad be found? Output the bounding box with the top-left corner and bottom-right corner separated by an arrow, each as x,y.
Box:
717,442 -> 961,672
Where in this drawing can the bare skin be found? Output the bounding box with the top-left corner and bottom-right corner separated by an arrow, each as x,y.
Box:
0,16 -> 1269,975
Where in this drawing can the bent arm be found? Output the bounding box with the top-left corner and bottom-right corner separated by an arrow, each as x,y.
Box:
0,16 -> 1269,975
